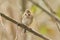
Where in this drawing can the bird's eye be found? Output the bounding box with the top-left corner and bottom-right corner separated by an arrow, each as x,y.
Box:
28,14 -> 30,16
25,14 -> 26,15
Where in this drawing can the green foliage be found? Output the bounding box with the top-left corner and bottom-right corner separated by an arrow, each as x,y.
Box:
30,5 -> 38,13
38,24 -> 47,34
56,6 -> 60,17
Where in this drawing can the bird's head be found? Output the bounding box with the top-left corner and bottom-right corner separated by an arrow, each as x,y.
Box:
24,9 -> 31,17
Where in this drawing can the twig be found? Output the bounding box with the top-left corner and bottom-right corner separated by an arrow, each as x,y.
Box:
42,0 -> 60,32
29,0 -> 60,24
21,0 -> 27,12
0,13 -> 50,40
42,0 -> 56,14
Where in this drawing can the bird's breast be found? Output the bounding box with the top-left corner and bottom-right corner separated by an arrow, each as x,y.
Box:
22,17 -> 32,26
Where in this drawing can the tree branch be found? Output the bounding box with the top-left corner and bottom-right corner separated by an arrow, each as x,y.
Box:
42,0 -> 56,14
0,13 -> 50,40
29,0 -> 60,24
42,0 -> 60,32
21,0 -> 27,12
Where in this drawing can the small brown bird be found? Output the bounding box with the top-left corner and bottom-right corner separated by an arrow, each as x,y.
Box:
22,9 -> 33,33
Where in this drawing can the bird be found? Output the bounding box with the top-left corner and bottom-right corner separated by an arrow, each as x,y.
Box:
22,9 -> 33,33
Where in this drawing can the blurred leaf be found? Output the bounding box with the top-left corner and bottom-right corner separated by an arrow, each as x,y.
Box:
47,28 -> 55,36
30,5 -> 38,13
38,23 -> 55,36
38,24 -> 47,34
56,6 -> 60,17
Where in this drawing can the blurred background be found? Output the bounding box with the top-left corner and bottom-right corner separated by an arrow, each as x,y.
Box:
0,0 -> 60,40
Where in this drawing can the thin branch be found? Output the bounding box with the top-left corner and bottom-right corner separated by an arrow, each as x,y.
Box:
29,0 -> 60,24
21,0 -> 27,12
42,0 -> 60,32
56,22 -> 60,31
42,0 -> 56,14
0,13 -> 50,40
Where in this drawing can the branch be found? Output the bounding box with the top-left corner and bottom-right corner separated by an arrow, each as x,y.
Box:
29,0 -> 60,24
42,0 -> 56,14
42,0 -> 60,32
0,13 -> 50,40
21,0 -> 27,12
